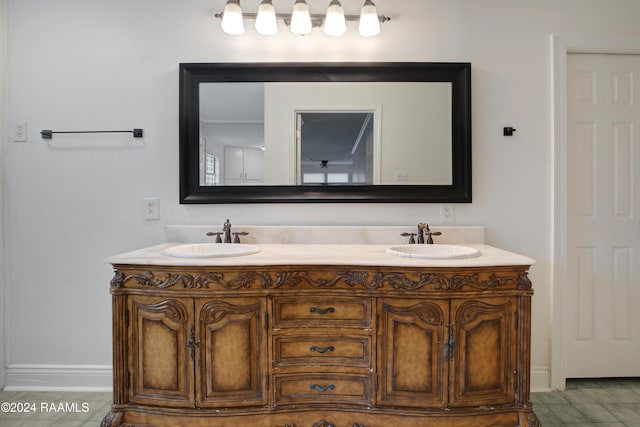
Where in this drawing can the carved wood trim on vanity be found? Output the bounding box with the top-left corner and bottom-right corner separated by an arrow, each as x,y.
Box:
104,263 -> 539,427
110,267 -> 533,292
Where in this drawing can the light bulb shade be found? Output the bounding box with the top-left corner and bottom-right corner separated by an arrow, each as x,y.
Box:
323,0 -> 347,36
359,0 -> 380,36
255,0 -> 278,35
221,0 -> 244,35
290,0 -> 312,35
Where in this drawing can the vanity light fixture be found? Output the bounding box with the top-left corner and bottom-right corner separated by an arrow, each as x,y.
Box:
255,0 -> 278,35
323,0 -> 347,37
215,0 -> 389,37
359,0 -> 381,36
220,0 -> 244,35
290,0 -> 313,35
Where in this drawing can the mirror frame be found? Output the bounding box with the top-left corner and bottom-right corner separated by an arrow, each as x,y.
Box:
179,62 -> 471,204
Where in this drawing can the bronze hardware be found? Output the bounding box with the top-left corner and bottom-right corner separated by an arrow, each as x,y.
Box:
417,223 -> 426,243
309,345 -> 335,354
222,219 -> 232,243
233,231 -> 249,243
422,223 -> 442,244
310,384 -> 335,393
207,219 -> 249,243
400,232 -> 416,244
187,325 -> 200,361
206,231 -> 223,243
445,324 -> 455,361
309,307 -> 335,315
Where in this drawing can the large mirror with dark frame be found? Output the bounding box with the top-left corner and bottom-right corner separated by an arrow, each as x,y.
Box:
179,62 -> 471,203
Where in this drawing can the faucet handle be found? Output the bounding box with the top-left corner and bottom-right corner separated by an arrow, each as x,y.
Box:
233,231 -> 249,244
400,232 -> 417,244
423,224 -> 442,244
206,232 -> 223,243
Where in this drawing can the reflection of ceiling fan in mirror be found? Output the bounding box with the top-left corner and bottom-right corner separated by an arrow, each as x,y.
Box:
302,159 -> 354,168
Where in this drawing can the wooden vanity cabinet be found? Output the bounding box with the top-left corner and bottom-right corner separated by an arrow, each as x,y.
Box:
127,296 -> 194,408
449,296 -> 518,408
126,295 -> 267,410
103,264 -> 539,427
377,296 -> 519,410
377,298 -> 448,408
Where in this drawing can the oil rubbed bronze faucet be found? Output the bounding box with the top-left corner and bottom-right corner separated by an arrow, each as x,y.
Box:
401,223 -> 442,244
222,219 -> 232,243
206,219 -> 249,244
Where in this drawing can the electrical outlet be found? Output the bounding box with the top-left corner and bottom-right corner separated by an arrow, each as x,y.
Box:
440,203 -> 455,224
394,171 -> 409,183
13,122 -> 27,142
144,198 -> 160,221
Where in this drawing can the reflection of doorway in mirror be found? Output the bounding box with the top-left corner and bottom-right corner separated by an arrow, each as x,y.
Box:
296,111 -> 376,185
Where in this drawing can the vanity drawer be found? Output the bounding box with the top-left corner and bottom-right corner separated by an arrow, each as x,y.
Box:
275,374 -> 371,405
272,297 -> 372,328
274,335 -> 371,368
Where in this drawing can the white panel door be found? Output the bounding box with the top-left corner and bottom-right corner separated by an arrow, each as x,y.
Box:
565,53 -> 640,377
243,148 -> 264,182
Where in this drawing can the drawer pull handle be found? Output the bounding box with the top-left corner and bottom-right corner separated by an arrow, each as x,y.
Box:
309,307 -> 335,315
310,383 -> 335,393
310,345 -> 335,354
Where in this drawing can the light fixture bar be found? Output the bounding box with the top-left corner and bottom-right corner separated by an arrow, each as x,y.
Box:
214,13 -> 390,23
214,13 -> 390,33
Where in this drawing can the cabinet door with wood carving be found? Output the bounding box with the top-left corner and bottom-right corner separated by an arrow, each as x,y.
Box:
195,297 -> 268,408
128,296 -> 195,407
377,298 -> 448,408
449,297 -> 517,407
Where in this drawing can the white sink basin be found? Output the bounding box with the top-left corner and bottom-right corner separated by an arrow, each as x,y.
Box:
164,243 -> 260,258
386,244 -> 480,260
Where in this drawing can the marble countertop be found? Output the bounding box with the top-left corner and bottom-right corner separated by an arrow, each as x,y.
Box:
105,243 -> 535,269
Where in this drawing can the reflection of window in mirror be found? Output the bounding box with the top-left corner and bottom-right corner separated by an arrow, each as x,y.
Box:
297,111 -> 375,185
204,154 -> 219,185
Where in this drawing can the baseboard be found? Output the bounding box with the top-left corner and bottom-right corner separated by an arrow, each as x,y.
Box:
4,364 -> 112,391
531,366 -> 551,392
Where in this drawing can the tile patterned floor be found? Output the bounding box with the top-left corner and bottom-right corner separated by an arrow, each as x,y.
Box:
0,378 -> 639,426
532,378 -> 640,426
0,391 -> 112,426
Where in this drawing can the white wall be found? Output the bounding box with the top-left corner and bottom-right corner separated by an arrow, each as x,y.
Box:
5,0 -> 640,390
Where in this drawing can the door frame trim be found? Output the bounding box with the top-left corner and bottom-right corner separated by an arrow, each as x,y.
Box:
551,33 -> 640,390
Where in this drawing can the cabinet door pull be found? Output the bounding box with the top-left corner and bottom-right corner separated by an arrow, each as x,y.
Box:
187,325 -> 201,362
444,325 -> 455,361
310,345 -> 335,354
310,383 -> 335,393
309,307 -> 335,315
